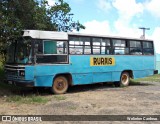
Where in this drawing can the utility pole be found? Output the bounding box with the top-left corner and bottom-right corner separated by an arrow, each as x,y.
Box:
139,27 -> 150,39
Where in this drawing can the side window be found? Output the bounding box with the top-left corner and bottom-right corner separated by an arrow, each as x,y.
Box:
44,41 -> 57,54
82,37 -> 91,54
69,36 -> 91,54
143,41 -> 154,55
56,41 -> 67,54
129,40 -> 142,55
35,40 -> 68,64
101,39 -> 111,55
92,38 -> 101,54
112,39 -> 129,55
92,38 -> 111,55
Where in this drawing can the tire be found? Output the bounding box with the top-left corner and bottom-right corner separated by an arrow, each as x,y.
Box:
120,72 -> 130,87
114,72 -> 130,87
51,76 -> 68,94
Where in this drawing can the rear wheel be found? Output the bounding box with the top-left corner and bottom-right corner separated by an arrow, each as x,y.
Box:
120,72 -> 130,86
114,72 -> 130,87
51,76 -> 68,94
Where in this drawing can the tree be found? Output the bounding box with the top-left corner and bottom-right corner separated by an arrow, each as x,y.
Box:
49,0 -> 85,31
0,0 -> 85,55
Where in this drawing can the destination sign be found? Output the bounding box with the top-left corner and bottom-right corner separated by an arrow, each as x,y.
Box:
90,57 -> 115,66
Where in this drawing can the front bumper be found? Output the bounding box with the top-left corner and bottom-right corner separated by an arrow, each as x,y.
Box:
4,79 -> 34,87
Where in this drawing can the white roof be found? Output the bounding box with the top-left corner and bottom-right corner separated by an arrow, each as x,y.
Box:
68,32 -> 153,41
22,30 -> 153,41
23,30 -> 68,40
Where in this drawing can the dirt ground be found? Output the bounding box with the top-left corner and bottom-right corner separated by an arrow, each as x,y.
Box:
0,81 -> 160,124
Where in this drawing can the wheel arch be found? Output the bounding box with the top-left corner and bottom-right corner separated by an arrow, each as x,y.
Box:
53,73 -> 73,86
121,70 -> 134,79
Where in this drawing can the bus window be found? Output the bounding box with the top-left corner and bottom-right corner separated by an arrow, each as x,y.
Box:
130,48 -> 142,55
129,40 -> 142,55
143,42 -> 153,48
130,41 -> 141,48
112,39 -> 128,55
71,46 -> 83,54
143,41 -> 154,55
92,38 -> 112,55
113,39 -> 125,47
102,39 -> 110,46
57,41 -> 67,54
44,41 -> 57,54
84,46 -> 91,54
93,46 -> 100,54
69,36 -> 91,54
92,38 -> 101,54
36,40 -> 68,64
114,48 -> 129,55
101,39 -> 111,54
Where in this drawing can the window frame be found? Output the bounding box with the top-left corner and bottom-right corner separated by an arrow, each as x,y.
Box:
92,37 -> 111,55
112,39 -> 129,55
69,36 -> 91,55
68,35 -> 154,56
142,41 -> 154,55
129,40 -> 143,55
35,39 -> 69,64
69,36 -> 112,55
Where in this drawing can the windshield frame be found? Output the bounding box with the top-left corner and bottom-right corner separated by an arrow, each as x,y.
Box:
6,37 -> 34,65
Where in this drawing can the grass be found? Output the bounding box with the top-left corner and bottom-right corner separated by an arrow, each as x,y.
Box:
0,59 -> 50,104
129,79 -> 141,85
133,74 -> 160,82
129,74 -> 160,86
54,95 -> 67,101
0,67 -> 49,104
5,95 -> 49,104
68,106 -> 77,110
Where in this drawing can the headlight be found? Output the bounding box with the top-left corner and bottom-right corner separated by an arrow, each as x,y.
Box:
19,70 -> 25,76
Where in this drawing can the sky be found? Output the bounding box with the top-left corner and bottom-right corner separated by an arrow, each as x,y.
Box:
47,0 -> 160,53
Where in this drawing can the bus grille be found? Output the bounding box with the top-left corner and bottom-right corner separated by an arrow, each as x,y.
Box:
5,65 -> 25,79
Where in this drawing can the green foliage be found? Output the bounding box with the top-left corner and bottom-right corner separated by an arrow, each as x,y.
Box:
5,95 -> 49,104
0,0 -> 85,55
54,95 -> 67,101
134,74 -> 160,82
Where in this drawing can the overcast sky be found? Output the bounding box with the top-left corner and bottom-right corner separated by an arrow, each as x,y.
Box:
47,0 -> 160,53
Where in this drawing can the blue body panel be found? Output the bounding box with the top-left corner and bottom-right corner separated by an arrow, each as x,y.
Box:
24,55 -> 155,87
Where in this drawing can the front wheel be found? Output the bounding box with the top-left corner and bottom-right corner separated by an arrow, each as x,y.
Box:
51,76 -> 68,94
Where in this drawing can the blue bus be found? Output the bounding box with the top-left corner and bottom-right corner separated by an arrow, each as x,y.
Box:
4,30 -> 158,94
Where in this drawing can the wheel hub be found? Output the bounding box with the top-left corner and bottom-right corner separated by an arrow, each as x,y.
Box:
122,74 -> 128,84
56,80 -> 64,90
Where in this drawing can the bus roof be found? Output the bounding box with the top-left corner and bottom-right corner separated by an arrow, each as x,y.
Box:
68,32 -> 153,41
23,30 -> 68,40
22,30 -> 153,41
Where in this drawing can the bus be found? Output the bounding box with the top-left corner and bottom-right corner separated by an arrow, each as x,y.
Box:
4,30 -> 158,94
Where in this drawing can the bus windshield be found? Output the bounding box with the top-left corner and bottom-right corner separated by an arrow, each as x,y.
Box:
6,37 -> 33,64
